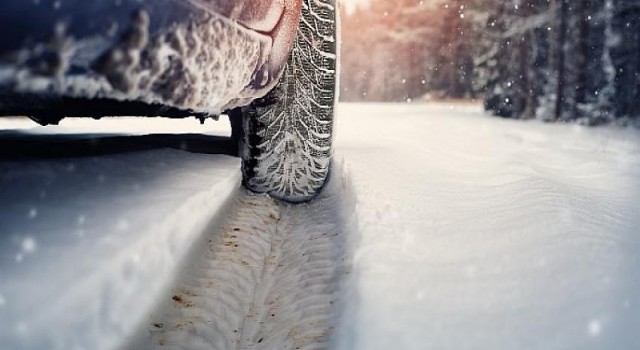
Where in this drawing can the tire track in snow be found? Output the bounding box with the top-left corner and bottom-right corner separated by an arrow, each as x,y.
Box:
134,172 -> 353,350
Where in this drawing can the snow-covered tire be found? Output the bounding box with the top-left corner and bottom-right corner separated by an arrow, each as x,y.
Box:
241,0 -> 337,203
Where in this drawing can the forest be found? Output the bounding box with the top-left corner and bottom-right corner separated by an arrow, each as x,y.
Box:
340,0 -> 640,125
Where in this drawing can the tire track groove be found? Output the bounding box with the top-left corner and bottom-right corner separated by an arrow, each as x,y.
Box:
138,181 -> 351,350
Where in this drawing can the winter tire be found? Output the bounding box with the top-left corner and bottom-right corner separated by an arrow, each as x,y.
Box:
240,0 -> 338,203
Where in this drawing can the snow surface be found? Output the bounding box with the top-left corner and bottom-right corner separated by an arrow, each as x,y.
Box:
1,103 -> 640,349
0,118 -> 240,349
333,103 -> 640,350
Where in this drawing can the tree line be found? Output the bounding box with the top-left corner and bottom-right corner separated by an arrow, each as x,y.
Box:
340,0 -> 640,124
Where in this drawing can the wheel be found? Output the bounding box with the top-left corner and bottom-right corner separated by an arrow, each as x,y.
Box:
240,0 -> 338,203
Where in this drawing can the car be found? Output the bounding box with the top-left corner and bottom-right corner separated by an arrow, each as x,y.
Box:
0,0 -> 337,202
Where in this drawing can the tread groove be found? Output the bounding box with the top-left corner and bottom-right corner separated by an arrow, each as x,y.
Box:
242,0 -> 337,202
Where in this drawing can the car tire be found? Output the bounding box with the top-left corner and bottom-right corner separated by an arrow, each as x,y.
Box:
240,0 -> 337,203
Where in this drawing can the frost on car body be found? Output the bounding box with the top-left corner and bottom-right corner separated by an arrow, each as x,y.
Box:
0,0 -> 302,117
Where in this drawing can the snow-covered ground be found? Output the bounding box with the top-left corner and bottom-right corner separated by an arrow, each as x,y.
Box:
0,118 -> 240,349
334,103 -> 640,350
1,103 -> 640,349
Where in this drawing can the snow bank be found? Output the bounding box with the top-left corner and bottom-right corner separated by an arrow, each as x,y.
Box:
334,103 -> 640,350
0,120 -> 239,349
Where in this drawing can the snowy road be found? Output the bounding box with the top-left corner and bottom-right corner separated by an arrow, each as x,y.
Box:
334,103 -> 640,350
1,103 -> 640,349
